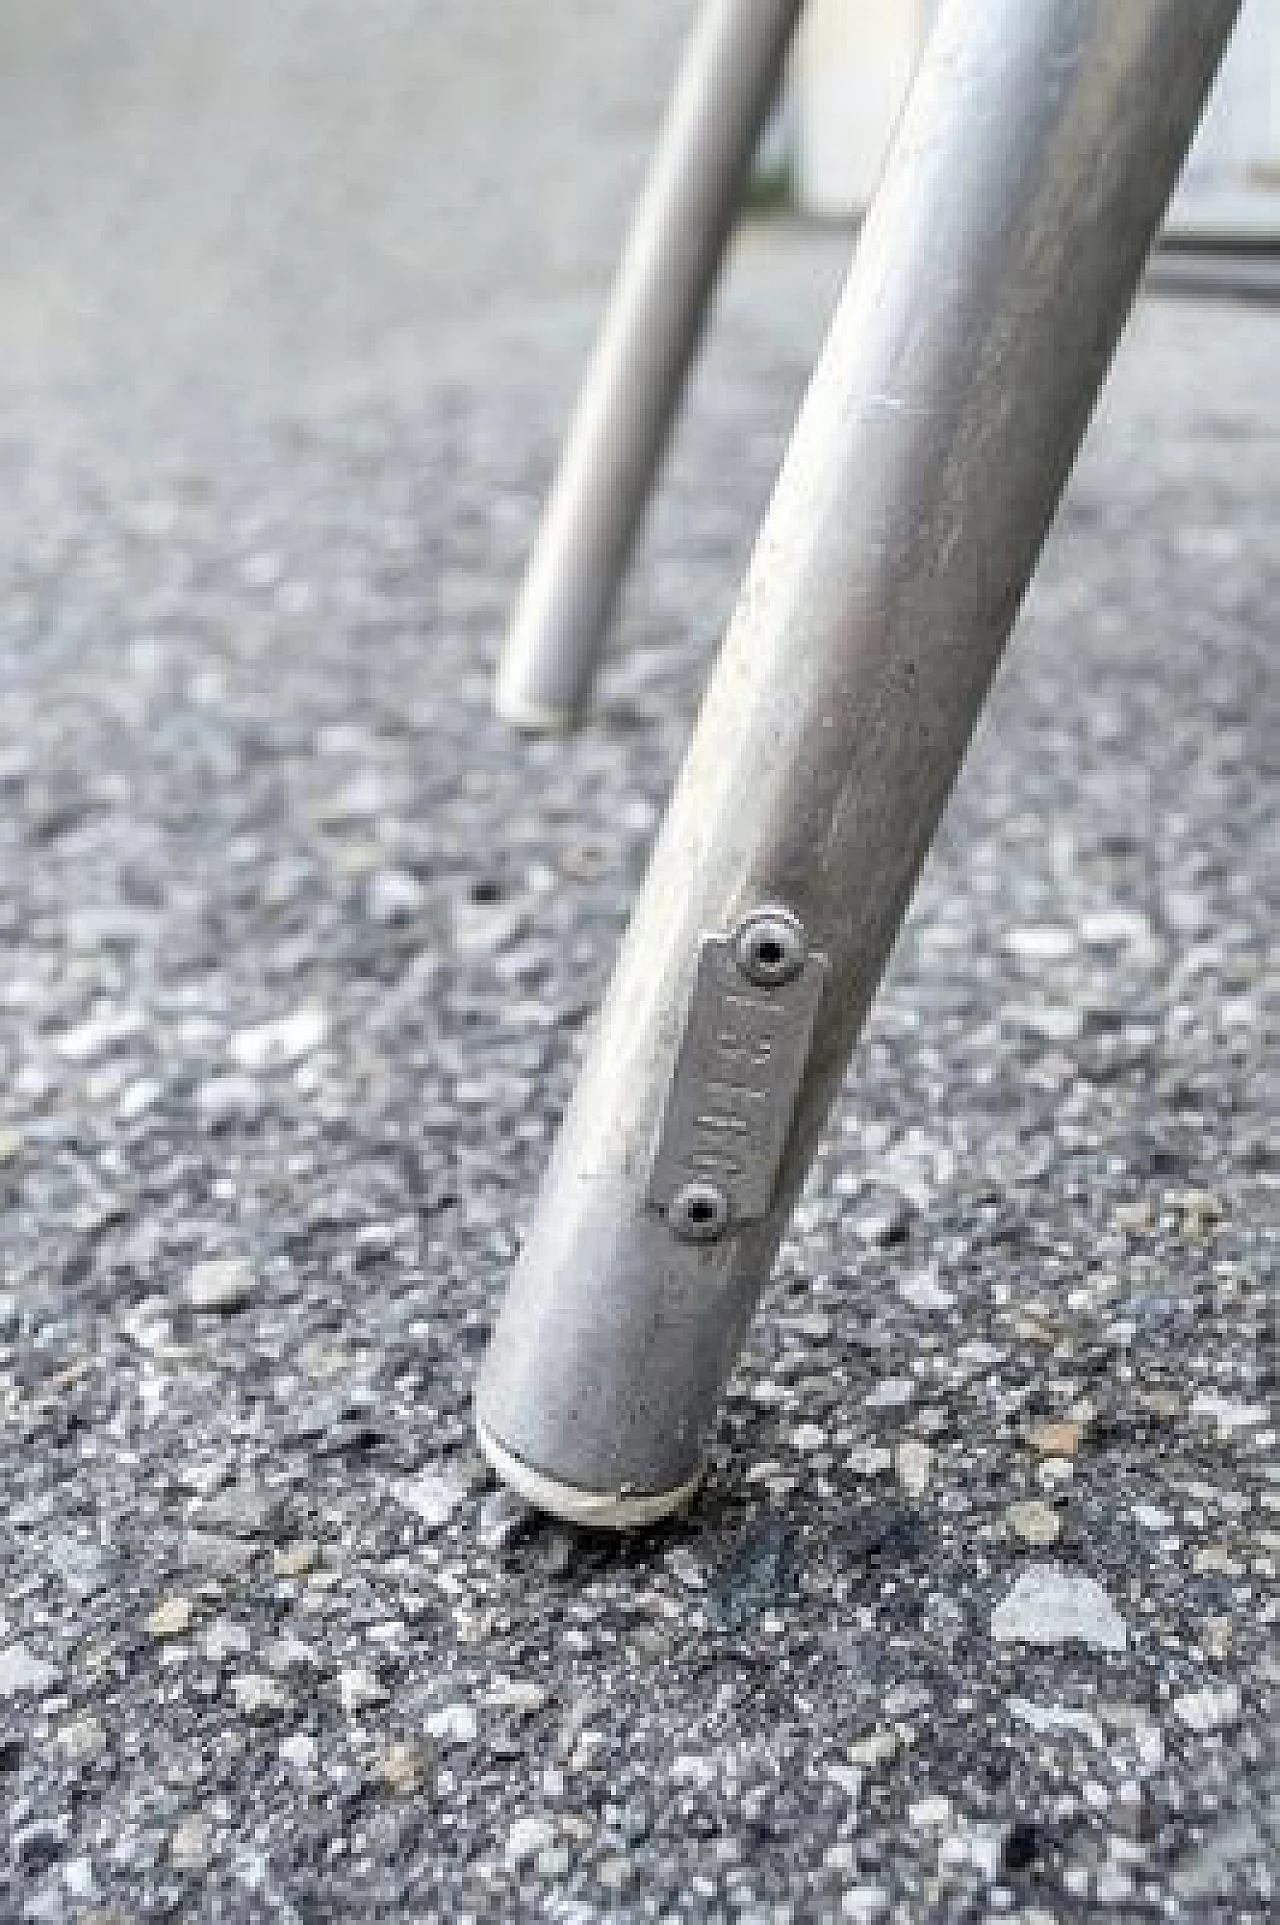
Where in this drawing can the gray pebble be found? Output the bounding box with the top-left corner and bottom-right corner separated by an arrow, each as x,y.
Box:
191,1483 -> 287,1540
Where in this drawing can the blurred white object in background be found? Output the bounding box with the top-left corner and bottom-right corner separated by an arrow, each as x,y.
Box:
791,0 -> 1280,239
1172,0 -> 1280,238
790,0 -> 935,217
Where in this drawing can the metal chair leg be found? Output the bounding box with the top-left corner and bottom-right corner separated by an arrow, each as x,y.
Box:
477,0 -> 1239,1523
494,0 -> 805,733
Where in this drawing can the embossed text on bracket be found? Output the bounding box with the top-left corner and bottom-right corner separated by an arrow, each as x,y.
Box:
648,933 -> 827,1228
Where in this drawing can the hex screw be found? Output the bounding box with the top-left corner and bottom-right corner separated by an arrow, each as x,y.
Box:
733,907 -> 808,987
668,1179 -> 730,1242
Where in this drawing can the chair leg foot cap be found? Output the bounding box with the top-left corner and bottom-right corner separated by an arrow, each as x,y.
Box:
474,1416 -> 701,1529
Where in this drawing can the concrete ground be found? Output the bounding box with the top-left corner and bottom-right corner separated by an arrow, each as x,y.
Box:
0,4 -> 1276,1920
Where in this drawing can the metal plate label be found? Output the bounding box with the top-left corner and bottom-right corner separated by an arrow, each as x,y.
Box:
648,934 -> 827,1229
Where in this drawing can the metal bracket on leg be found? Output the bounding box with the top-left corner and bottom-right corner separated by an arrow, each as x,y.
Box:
648,908 -> 827,1239
477,0 -> 1240,1523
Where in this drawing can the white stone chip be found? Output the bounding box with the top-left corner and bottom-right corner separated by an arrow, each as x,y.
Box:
865,1377 -> 915,1411
895,1438 -> 933,1498
231,1002 -> 327,1072
898,1270 -> 956,1312
231,1673 -> 291,1717
506,1816 -> 556,1865
337,1666 -> 386,1715
1189,1393 -> 1269,1434
185,1258 -> 256,1312
990,1565 -> 1128,1652
280,1732 -> 317,1771
1008,1697 -> 1104,1747
0,1643 -> 59,1697
908,1795 -> 952,1830
842,1886 -> 889,1921
1003,925 -> 1076,962
390,1469 -> 469,1530
427,1702 -> 478,1744
1173,1684 -> 1242,1733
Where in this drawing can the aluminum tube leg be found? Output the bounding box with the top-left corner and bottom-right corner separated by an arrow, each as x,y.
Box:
494,0 -> 805,734
477,0 -> 1239,1524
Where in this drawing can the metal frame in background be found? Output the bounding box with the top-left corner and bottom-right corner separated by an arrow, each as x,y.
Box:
494,0 -> 805,732
477,0 -> 1241,1524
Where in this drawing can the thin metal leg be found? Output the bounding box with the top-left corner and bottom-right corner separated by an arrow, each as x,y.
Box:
477,0 -> 1239,1522
494,0 -> 805,733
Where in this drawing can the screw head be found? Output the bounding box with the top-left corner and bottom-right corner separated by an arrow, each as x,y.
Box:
733,907 -> 807,987
668,1180 -> 730,1243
